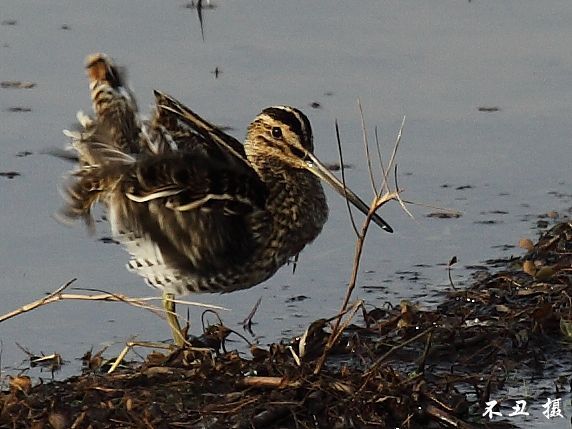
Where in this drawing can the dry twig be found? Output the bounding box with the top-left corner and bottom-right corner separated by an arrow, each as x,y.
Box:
314,113 -> 407,374
0,280 -> 227,326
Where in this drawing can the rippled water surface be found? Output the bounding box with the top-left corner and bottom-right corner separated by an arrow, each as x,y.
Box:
1,2 -> 571,425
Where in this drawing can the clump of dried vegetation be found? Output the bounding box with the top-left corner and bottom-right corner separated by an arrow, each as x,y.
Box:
1,110 -> 570,428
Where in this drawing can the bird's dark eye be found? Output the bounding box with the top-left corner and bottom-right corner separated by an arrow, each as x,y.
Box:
271,127 -> 282,138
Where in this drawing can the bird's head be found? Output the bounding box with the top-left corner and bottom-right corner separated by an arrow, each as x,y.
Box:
246,106 -> 393,233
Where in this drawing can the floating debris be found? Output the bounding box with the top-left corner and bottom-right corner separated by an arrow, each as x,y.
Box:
210,66 -> 222,78
546,210 -> 559,219
6,106 -> 32,113
15,343 -> 64,374
0,171 -> 21,179
1,19 -> 17,26
1,81 -> 36,89
285,295 -> 310,303
474,219 -> 502,225
522,259 -> 537,276
323,162 -> 352,171
427,211 -> 462,219
15,151 -> 33,157
484,210 -> 509,215
309,101 -> 321,109
518,238 -> 534,251
98,237 -> 120,245
478,106 -> 501,112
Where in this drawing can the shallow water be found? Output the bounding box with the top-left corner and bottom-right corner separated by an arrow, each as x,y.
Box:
1,1 -> 571,425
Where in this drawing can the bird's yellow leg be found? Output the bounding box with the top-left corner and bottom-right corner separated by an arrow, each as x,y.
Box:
162,291 -> 186,346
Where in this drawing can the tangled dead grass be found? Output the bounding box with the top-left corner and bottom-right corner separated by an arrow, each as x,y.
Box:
0,220 -> 570,428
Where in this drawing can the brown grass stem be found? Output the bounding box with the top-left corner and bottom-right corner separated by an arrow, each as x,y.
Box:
357,99 -> 378,196
314,115 -> 406,374
0,281 -> 227,326
0,279 -> 76,324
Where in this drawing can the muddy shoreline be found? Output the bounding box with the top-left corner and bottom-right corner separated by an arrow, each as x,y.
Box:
1,217 -> 570,428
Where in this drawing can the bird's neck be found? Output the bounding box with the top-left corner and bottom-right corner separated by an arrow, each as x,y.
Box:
255,157 -> 329,255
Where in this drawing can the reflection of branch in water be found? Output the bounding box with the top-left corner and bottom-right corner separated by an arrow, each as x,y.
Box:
185,0 -> 217,42
197,0 -> 205,42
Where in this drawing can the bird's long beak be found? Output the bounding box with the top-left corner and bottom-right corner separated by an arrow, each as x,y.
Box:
304,151 -> 393,233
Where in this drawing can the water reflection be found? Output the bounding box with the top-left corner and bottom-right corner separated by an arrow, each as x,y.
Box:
184,0 -> 217,42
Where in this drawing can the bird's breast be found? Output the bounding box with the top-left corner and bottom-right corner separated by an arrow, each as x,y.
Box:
261,169 -> 328,261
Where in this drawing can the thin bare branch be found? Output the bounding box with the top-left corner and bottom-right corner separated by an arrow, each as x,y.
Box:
0,279 -> 76,324
314,206 -> 376,374
381,115 -> 406,190
364,327 -> 434,377
393,165 -> 415,220
334,120 -> 360,237
357,99 -> 378,196
241,296 -> 262,333
326,300 -> 363,347
401,200 -> 461,216
0,283 -> 227,328
374,126 -> 388,195
387,115 -> 406,171
65,287 -> 227,311
373,190 -> 400,212
313,300 -> 363,374
168,298 -> 228,311
107,340 -> 202,374
315,113 -> 407,375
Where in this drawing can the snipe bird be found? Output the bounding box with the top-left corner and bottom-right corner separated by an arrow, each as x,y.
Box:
60,53 -> 393,345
